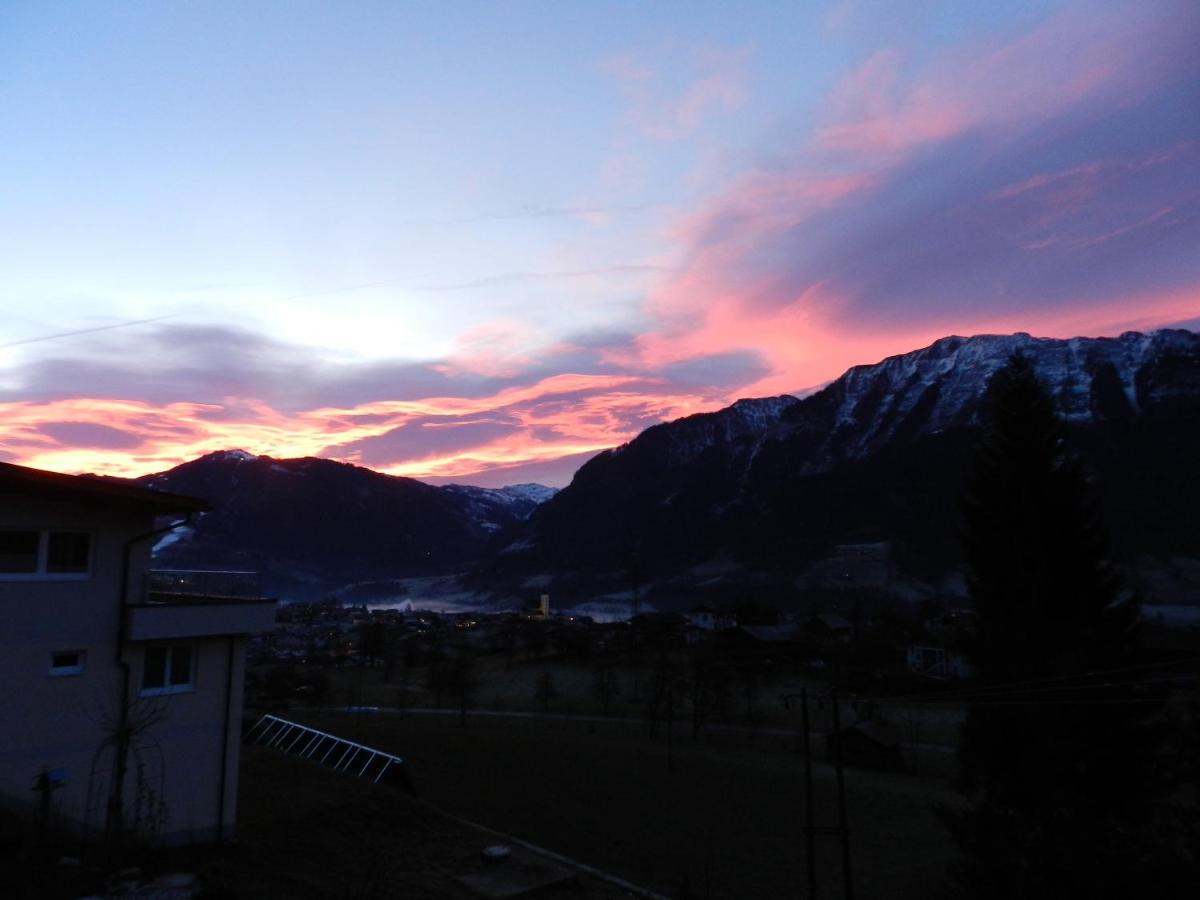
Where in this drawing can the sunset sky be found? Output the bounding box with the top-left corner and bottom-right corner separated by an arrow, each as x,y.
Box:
2,1 -> 1197,486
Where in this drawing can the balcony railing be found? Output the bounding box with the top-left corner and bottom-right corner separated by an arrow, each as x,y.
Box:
129,570 -> 275,641
143,569 -> 264,604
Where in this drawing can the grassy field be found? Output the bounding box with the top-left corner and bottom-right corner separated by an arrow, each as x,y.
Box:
1,746 -> 645,900
4,703 -> 962,899
296,709 -> 964,900
195,746 -> 644,899
313,655 -> 967,748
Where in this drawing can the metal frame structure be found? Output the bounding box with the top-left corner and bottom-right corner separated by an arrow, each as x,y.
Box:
245,714 -> 416,795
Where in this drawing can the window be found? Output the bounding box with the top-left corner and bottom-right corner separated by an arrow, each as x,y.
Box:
49,650 -> 86,676
141,644 -> 194,695
0,530 -> 91,580
47,532 -> 90,573
0,531 -> 40,573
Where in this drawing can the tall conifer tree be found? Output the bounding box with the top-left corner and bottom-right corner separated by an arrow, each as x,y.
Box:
949,354 -> 1162,898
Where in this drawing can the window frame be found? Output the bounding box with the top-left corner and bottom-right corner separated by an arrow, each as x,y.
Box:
48,649 -> 87,677
0,529 -> 93,582
139,643 -> 196,697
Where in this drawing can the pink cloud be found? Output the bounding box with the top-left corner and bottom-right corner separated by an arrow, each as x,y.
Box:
634,279 -> 1200,404
440,320 -> 548,379
612,2 -> 1198,399
990,144 -> 1197,249
1022,207 -> 1179,253
815,4 -> 1189,158
0,370 -> 721,484
603,44 -> 750,141
7,5 -> 1196,488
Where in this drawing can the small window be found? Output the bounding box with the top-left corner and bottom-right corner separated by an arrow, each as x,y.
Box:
0,531 -> 40,573
47,532 -> 90,574
49,650 -> 86,676
141,644 -> 194,695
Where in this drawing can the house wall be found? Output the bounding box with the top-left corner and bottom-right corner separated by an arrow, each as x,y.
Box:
0,492 -> 252,845
121,634 -> 248,844
0,496 -> 156,835
128,601 -> 276,642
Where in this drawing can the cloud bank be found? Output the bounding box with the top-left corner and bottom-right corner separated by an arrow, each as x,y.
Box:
2,1 -> 1197,485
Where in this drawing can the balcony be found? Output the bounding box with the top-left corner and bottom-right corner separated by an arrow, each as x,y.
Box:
126,569 -> 276,642
144,569 -> 263,602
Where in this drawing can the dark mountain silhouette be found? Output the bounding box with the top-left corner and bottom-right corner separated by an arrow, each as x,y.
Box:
130,330 -> 1200,610
472,330 -> 1200,609
136,450 -> 554,600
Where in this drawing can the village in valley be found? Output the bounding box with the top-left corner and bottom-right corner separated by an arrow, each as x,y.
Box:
251,591 -> 973,721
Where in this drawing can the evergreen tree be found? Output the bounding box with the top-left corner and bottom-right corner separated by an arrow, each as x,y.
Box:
948,354 -> 1165,898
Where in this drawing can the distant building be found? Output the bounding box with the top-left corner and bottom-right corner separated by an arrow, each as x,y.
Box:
906,644 -> 973,680
0,462 -> 275,845
907,608 -> 974,679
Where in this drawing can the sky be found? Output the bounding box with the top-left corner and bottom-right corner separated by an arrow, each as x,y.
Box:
1,0 -> 1197,486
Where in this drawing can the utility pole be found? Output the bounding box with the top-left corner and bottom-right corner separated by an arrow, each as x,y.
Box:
629,553 -> 641,700
784,688 -> 855,900
630,553 -> 641,621
830,689 -> 854,900
801,688 -> 817,900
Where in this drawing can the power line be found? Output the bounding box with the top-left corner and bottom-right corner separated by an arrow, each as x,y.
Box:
0,314 -> 176,350
815,675 -> 1194,709
845,655 -> 1200,707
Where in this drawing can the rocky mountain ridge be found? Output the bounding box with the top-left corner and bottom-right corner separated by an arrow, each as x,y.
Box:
133,329 -> 1200,610
476,329 -> 1200,608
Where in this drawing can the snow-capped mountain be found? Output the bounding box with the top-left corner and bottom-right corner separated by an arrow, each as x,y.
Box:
439,483 -> 558,532
137,452 -> 554,599
132,330 -> 1200,607
475,329 -> 1200,607
774,329 -> 1199,473
606,395 -> 800,467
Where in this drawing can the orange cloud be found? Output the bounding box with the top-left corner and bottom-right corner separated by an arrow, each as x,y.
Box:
0,372 -> 713,482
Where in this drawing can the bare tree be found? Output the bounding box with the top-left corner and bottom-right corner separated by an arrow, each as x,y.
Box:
93,683 -> 172,858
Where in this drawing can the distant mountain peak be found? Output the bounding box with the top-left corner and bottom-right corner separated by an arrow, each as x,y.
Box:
208,448 -> 258,462
137,448 -> 558,598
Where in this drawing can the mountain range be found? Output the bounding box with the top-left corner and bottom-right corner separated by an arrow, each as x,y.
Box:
138,450 -> 554,600
138,329 -> 1200,610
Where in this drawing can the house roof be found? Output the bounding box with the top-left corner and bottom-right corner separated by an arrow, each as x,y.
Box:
0,461 -> 209,513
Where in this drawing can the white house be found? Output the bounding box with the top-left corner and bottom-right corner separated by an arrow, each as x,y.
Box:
0,461 -> 275,846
